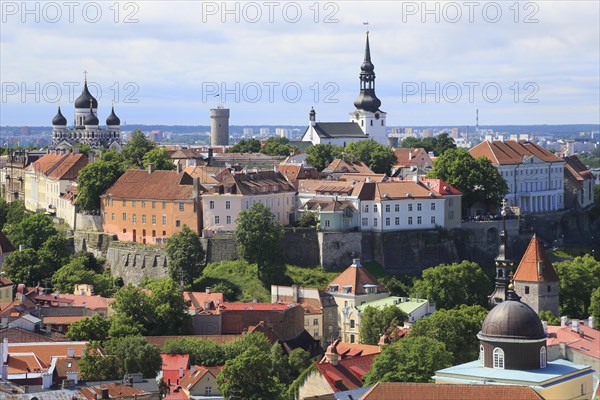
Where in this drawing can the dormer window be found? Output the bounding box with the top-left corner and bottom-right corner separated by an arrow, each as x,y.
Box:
363,284 -> 377,294
329,285 -> 339,293
342,285 -> 352,294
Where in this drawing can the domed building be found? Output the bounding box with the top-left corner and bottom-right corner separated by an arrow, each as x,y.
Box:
434,286 -> 594,400
51,74 -> 122,151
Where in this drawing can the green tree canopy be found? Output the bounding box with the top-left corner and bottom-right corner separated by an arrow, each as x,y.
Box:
360,305 -> 408,345
165,225 -> 206,284
4,212 -> 58,250
589,286 -> 600,329
2,248 -> 40,285
142,147 -> 176,171
38,235 -> 70,273
363,336 -> 453,384
409,305 -> 488,364
539,310 -> 560,326
227,138 -> 261,153
217,346 -> 284,400
110,284 -> 153,336
66,314 -> 111,342
399,134 -> 456,156
76,160 -> 124,211
305,144 -> 341,172
554,254 -> 600,319
345,140 -> 398,174
428,148 -> 508,209
162,337 -> 226,366
120,131 -> 156,168
261,137 -> 297,156
236,203 -> 284,283
412,261 -> 492,310
52,253 -> 114,297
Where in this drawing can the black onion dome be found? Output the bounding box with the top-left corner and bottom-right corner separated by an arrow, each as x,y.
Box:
75,81 -> 98,109
84,109 -> 99,126
52,106 -> 67,126
480,299 -> 546,340
354,92 -> 381,113
106,107 -> 120,126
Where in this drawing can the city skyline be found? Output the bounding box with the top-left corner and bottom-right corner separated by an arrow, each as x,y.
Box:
1,1 -> 599,126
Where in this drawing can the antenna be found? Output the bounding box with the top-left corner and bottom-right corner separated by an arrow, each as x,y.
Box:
476,109 -> 479,134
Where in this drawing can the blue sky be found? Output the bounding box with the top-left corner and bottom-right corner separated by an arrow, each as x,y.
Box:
1,1 -> 599,127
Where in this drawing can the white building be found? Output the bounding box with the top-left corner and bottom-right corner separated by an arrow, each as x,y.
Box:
302,32 -> 388,146
470,139 -> 565,213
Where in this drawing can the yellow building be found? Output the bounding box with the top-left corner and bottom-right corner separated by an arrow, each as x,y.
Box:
0,276 -> 14,304
179,366 -> 222,398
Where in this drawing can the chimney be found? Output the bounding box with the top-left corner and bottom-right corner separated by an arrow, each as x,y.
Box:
177,162 -> 183,173
179,366 -> 184,378
351,258 -> 362,268
101,387 -> 110,399
67,348 -> 74,358
3,338 -> 8,364
542,321 -> 548,335
571,319 -> 580,332
205,286 -> 212,294
193,177 -> 201,199
412,175 -> 419,183
147,163 -> 155,173
292,284 -> 299,303
560,316 -> 568,327
408,151 -> 413,160
191,365 -> 197,374
42,372 -> 53,389
589,316 -> 595,328
207,148 -> 214,166
19,244 -> 25,251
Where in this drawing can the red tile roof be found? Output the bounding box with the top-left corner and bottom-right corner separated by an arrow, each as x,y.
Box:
78,383 -> 150,400
324,159 -> 374,175
183,291 -> 224,312
393,148 -> 432,168
7,342 -> 87,366
359,382 -> 544,400
547,321 -> 599,360
469,140 -> 563,165
564,155 -> 594,189
327,260 -> 386,295
103,169 -> 196,201
56,294 -> 113,310
206,170 -> 295,196
27,153 -> 88,181
218,302 -> 293,311
316,354 -> 376,392
513,235 -> 559,282
43,315 -> 88,325
0,274 -> 14,286
372,181 -> 441,201
161,353 -> 190,372
406,177 -> 462,196
179,365 -> 223,391
6,353 -> 45,374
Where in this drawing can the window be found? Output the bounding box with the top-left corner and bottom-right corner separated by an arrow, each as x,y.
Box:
324,220 -> 330,228
350,320 -> 355,329
408,204 -> 413,212
374,205 -> 378,213
350,334 -> 355,343
152,201 -> 156,209
122,213 -> 126,221
209,201 -> 215,209
214,216 -> 220,224
162,215 -> 167,225
179,203 -> 184,211
132,200 -> 136,208
525,286 -> 530,294
226,216 -> 232,224
431,203 -> 435,210
175,220 -> 180,227
142,201 -> 146,208
395,217 -> 400,225
385,217 -> 390,226
385,205 -> 390,213
151,215 -> 156,224
362,217 -> 368,226
225,201 -> 231,210
111,213 -> 115,221
395,204 -> 400,212
142,215 -> 146,224
122,200 -> 126,206
417,216 -> 422,224
540,346 -> 547,368
417,203 -> 422,211
132,214 -> 137,223
408,217 -> 413,225
364,205 -> 369,213
373,218 -> 378,227
205,387 -> 212,395
493,348 -> 504,369
162,201 -> 166,209
431,216 -> 436,224
480,345 -> 485,366
547,285 -> 551,292
313,319 -> 318,326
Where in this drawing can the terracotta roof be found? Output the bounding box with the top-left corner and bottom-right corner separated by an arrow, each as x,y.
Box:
304,199 -> 356,213
324,159 -> 374,175
54,356 -> 81,378
218,302 -> 294,311
55,294 -> 113,310
7,342 -> 87,366
316,354 -> 376,392
0,274 -> 14,286
335,342 -> 381,358
359,382 -> 544,400
326,260 -> 386,295
338,173 -> 387,182
184,291 -> 224,311
405,177 -> 462,196
179,365 -> 223,391
564,155 -> 594,189
78,383 -> 150,400
513,235 -> 559,282
102,169 -> 200,201
161,353 -> 190,371
43,315 -> 88,325
205,170 -> 295,196
547,321 -> 599,360
393,148 -> 431,168
7,353 -> 45,374
277,163 -> 319,183
46,153 -> 88,181
469,140 -> 563,165
0,327 -> 60,343
182,165 -> 231,185
372,181 -> 440,201
0,232 -> 15,254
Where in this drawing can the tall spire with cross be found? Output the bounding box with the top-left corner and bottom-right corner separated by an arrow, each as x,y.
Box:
353,30 -> 381,113
488,199 -> 514,309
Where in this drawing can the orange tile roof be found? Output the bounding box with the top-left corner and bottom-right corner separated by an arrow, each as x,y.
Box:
407,177 -> 462,196
161,353 -> 190,371
0,274 -> 14,286
179,365 -> 223,391
335,342 -> 381,357
54,356 -> 81,378
78,383 -> 150,400
513,235 -> 559,282
316,354 -> 376,392
393,148 -> 431,168
7,353 -> 45,374
218,302 -> 293,311
327,260 -> 386,295
183,165 -> 231,185
8,342 -> 87,366
183,291 -> 224,311
103,169 -> 196,200
43,315 -> 88,325
324,159 -> 374,174
46,153 -> 88,181
359,382 -> 544,400
57,293 -> 113,310
469,140 -> 563,165
547,321 -> 599,360
373,181 -> 440,201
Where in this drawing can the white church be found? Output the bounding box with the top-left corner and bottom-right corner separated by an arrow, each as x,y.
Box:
302,32 -> 388,146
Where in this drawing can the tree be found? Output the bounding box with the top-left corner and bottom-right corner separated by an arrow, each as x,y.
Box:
306,144 -> 342,172
142,148 -> 176,171
76,160 -> 124,211
145,278 -> 190,335
79,341 -> 119,380
432,133 -> 457,156
4,200 -> 27,226
67,314 -> 111,342
104,336 -> 163,378
270,344 -> 292,385
288,348 -> 311,378
4,212 -> 58,250
589,286 -> 600,329
400,137 -> 426,151
261,137 -> 297,156
360,305 -> 408,345
120,130 -> 156,168
2,248 -> 40,285
409,305 -> 488,364
539,310 -> 560,326
217,347 -> 284,400
299,211 -> 318,227
345,140 -> 397,174
227,138 -> 261,153
554,254 -> 600,319
363,336 -> 453,384
223,332 -> 272,360
236,203 -> 284,283
38,235 -> 70,273
412,261 -> 492,310
162,338 -> 226,366
110,285 -> 153,335
428,148 -> 508,209
52,254 -> 114,297
165,225 -> 206,284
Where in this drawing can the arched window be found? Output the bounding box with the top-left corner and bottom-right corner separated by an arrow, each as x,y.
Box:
480,345 -> 485,366
540,346 -> 547,368
493,347 -> 504,369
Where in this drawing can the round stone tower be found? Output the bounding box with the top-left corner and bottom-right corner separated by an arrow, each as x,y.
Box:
210,107 -> 230,146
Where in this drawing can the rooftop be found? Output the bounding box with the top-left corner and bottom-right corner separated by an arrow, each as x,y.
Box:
547,321 -> 599,360
513,235 -> 559,283
103,169 -> 199,201
326,259 -> 386,296
356,296 -> 430,315
469,140 -> 563,165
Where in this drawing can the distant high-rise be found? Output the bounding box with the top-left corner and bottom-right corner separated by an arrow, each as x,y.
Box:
210,106 -> 230,146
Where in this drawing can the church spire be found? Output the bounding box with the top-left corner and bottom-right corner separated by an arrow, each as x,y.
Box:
488,199 -> 514,309
353,31 -> 381,113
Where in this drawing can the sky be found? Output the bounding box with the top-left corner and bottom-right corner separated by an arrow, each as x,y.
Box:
1,1 -> 599,127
